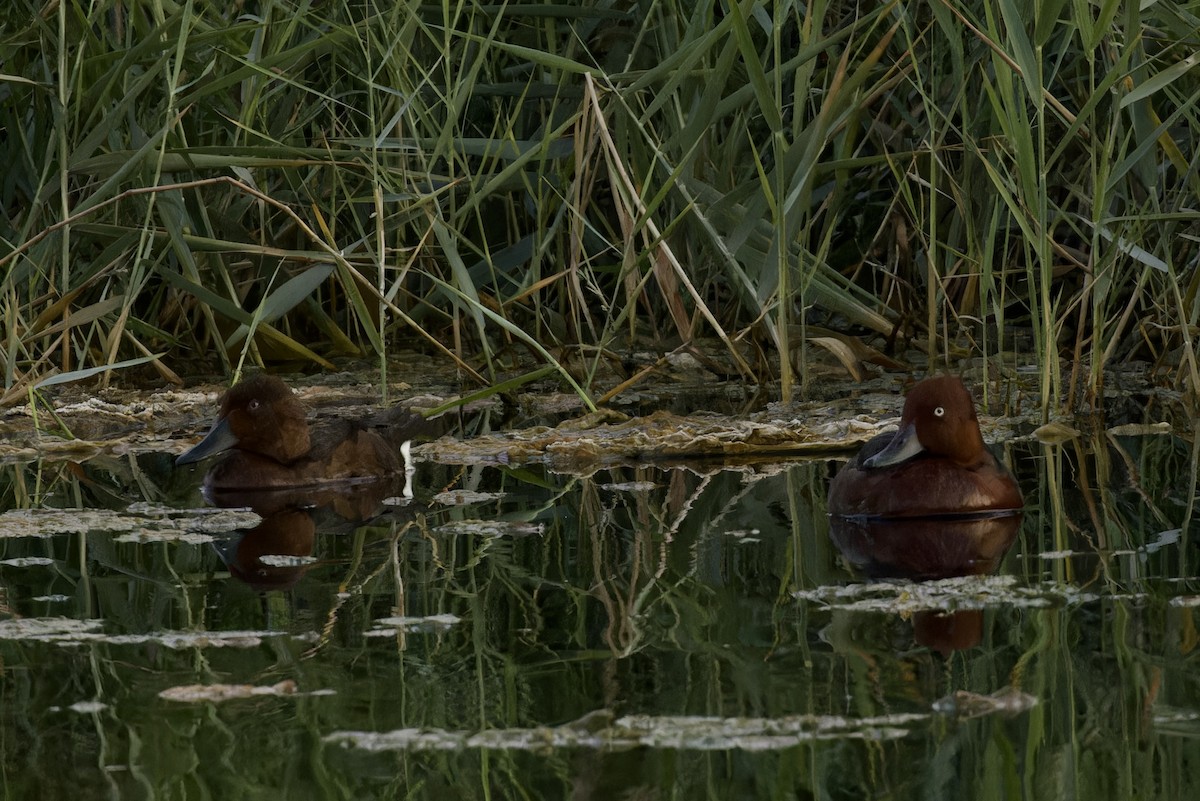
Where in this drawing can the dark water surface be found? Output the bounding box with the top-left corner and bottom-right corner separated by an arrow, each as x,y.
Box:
0,427 -> 1197,799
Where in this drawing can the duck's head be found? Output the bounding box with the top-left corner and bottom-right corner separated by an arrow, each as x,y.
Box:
176,374 -> 311,467
862,375 -> 988,469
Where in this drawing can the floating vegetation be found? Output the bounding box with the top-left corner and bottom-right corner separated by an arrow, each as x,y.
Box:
0,557 -> 56,567
65,701 -> 108,715
0,506 -> 259,540
932,688 -> 1039,720
1152,707 -> 1200,736
428,410 -> 883,467
0,510 -> 92,538
1032,421 -> 1081,443
325,711 -> 930,753
0,617 -> 310,649
793,575 -> 1113,612
432,520 -> 546,538
1106,423 -> 1174,437
159,680 -> 306,704
103,631 -> 316,650
1037,550 -> 1077,561
113,531 -> 218,544
366,614 -> 462,637
257,554 -> 319,567
598,480 -> 658,492
433,489 -> 507,506
0,618 -> 102,641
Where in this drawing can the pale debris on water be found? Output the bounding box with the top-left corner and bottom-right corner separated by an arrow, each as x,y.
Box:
0,557 -> 56,567
434,489 -> 507,506
366,613 -> 462,637
53,396 -> 170,420
103,630 -> 314,649
598,481 -> 658,492
114,530 -> 218,544
325,711 -> 928,753
931,687 -> 1038,719
724,529 -> 761,543
0,617 -> 313,648
425,407 -> 884,468
159,680 -> 302,703
1036,549 -> 1076,560
433,520 -> 545,538
1032,421 -> 1080,443
793,575 -> 1104,612
0,506 -> 259,541
1152,706 -> 1200,736
68,701 -> 108,714
258,554 -> 319,567
0,617 -> 103,640
1106,422 -> 1173,436
0,509 -> 94,538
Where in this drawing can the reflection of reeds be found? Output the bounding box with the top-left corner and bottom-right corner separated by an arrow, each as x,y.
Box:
0,442 -> 1197,796
1027,423 -> 1200,581
2,3 -> 1198,408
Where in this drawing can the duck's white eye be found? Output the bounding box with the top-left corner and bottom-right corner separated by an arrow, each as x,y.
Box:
933,406 -> 945,417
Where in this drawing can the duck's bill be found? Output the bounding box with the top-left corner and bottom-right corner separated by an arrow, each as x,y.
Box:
862,421 -> 925,468
176,418 -> 239,466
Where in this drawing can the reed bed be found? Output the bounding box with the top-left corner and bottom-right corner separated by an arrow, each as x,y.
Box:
2,1 -> 1197,413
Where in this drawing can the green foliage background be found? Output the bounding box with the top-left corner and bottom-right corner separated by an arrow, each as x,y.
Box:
2,1 -> 1198,410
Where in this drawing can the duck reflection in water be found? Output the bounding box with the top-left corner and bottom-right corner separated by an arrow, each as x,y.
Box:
827,375 -> 1024,654
828,514 -> 1022,653
176,375 -> 440,590
213,506 -> 316,591
209,481 -> 423,591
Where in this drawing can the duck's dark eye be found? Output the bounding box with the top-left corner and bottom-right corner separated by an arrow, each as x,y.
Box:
247,399 -> 261,412
933,406 -> 945,417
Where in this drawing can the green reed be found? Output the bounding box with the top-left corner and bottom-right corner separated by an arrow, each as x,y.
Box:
0,1 -> 1196,408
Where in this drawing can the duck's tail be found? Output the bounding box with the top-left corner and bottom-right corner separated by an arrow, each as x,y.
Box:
366,404 -> 447,450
